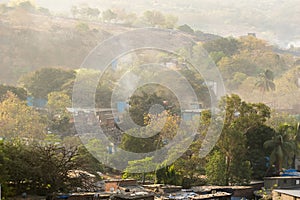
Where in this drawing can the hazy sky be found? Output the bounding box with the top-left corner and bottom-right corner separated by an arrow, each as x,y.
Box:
3,0 -> 300,47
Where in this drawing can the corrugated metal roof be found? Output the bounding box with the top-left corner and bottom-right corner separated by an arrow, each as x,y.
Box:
274,189 -> 300,197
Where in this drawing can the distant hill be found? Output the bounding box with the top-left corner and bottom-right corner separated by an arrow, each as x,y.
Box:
0,9 -> 130,84
0,7 -> 221,85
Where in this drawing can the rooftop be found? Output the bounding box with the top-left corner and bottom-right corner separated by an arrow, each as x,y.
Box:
274,189 -> 300,197
264,176 -> 300,180
189,192 -> 232,200
192,185 -> 252,193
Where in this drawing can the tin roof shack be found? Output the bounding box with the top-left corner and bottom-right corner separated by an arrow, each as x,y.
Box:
160,185 -> 182,194
110,193 -> 154,200
264,176 -> 300,189
53,193 -> 110,200
143,184 -> 182,194
105,179 -> 138,193
66,108 -> 117,127
192,186 -> 254,199
188,192 -> 231,200
272,189 -> 300,200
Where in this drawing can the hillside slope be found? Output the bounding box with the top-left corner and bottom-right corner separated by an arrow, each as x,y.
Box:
0,9 -> 134,84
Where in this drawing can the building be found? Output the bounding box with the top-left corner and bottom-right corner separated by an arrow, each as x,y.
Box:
273,189 -> 300,200
247,33 -> 256,37
264,176 -> 300,189
182,109 -> 202,121
192,185 -> 263,200
104,179 -> 138,193
110,193 -> 154,200
189,192 -> 231,200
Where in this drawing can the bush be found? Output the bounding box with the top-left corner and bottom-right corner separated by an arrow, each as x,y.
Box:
75,22 -> 89,32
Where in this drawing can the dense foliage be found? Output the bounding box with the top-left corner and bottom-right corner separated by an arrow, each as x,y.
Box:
0,2 -> 300,196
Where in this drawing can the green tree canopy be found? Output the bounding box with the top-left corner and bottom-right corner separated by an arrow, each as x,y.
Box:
264,123 -> 298,174
47,91 -> 72,135
0,92 -> 46,140
129,91 -> 166,126
210,94 -> 271,185
177,24 -> 194,34
205,150 -> 226,185
0,84 -> 27,102
123,157 -> 157,183
102,9 -> 117,22
1,139 -> 87,197
143,10 -> 165,27
19,67 -> 75,99
256,69 -> 276,92
245,124 -> 275,179
203,37 -> 240,56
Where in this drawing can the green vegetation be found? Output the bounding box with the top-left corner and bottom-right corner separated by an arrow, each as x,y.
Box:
0,92 -> 46,140
0,84 -> 27,102
0,138 -> 99,197
264,123 -> 299,174
255,69 -> 276,101
1,1 -> 300,198
0,57 -> 300,198
0,89 -> 104,198
19,67 -> 75,99
205,150 -> 226,185
206,94 -> 271,185
46,91 -> 72,136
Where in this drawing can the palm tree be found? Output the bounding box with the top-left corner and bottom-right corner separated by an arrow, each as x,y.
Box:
264,124 -> 296,174
295,123 -> 300,147
255,69 -> 275,101
292,123 -> 300,168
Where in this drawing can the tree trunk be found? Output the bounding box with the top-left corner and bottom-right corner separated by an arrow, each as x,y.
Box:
142,172 -> 145,184
225,156 -> 231,185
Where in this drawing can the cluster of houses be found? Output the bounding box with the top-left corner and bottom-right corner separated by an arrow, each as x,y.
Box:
49,171 -> 300,200
53,178 -> 234,200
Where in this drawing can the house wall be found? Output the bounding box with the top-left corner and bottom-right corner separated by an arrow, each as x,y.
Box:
232,188 -> 255,199
281,194 -> 297,200
111,194 -> 154,200
264,177 -> 300,189
54,194 -> 110,200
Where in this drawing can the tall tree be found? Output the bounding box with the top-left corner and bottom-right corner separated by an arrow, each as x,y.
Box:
0,92 -> 46,140
19,67 -> 75,99
163,14 -> 178,29
203,37 -> 240,56
123,157 -> 157,184
120,128 -> 160,153
102,9 -> 117,23
255,69 -> 275,101
46,91 -> 72,135
155,164 -> 182,185
143,10 -> 165,27
177,24 -> 194,34
129,91 -> 165,126
205,150 -> 227,185
212,94 -> 271,185
0,139 -> 9,197
264,123 -> 297,174
2,139 -> 85,197
0,84 -> 27,102
245,125 -> 275,179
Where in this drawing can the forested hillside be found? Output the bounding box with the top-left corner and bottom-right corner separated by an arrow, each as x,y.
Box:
2,2 -> 300,198
0,3 -> 129,84
1,1 -> 300,108
0,1 -> 218,85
